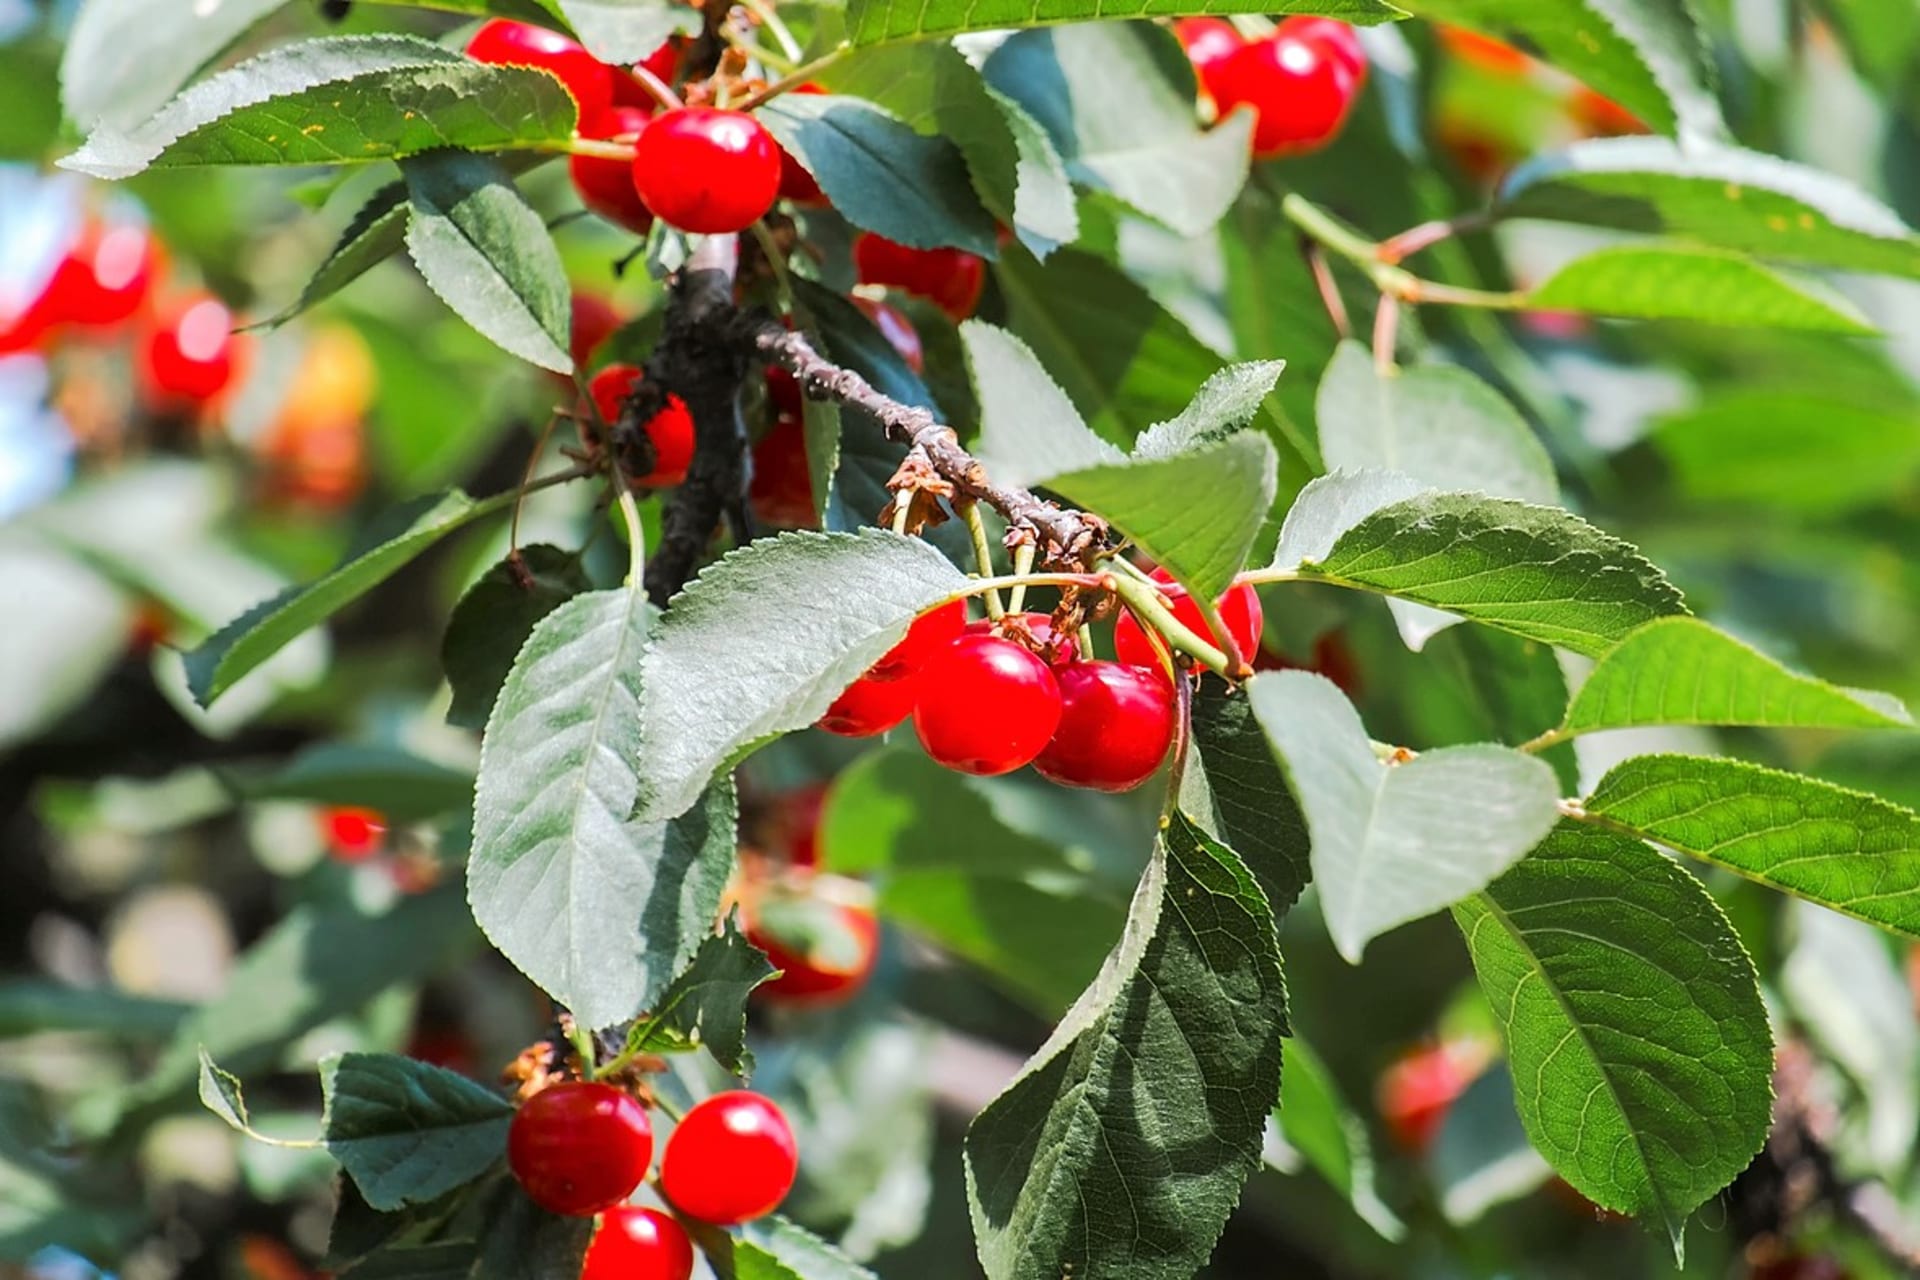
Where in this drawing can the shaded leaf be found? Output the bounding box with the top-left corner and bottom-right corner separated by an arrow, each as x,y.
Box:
228,742 -> 474,821
443,544 -> 593,731
319,1052 -> 512,1210
965,321 -> 1120,487
1181,680 -> 1313,917
1266,1035 -> 1402,1239
259,179 -> 409,328
471,1179 -> 593,1280
622,920 -> 776,1074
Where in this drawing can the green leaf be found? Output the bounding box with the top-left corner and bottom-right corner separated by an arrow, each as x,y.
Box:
64,36 -> 577,180
1051,434 -> 1277,603
1395,0 -> 1723,140
1559,617 -> 1912,738
1133,360 -> 1288,460
1453,822 -> 1773,1249
843,0 -> 1401,48
330,1244 -> 476,1280
1249,670 -> 1561,962
59,0 -> 287,131
988,89 -> 1081,254
197,1049 -> 261,1137
1582,754 -> 1920,940
635,530 -> 970,823
1651,392 -> 1920,515
471,588 -> 738,1030
404,150 -> 574,373
1497,138 -> 1920,279
548,0 -> 702,63
471,1179 -> 593,1280
965,321 -> 1120,487
1315,342 -> 1558,505
1181,680 -> 1313,917
983,24 -> 1253,236
1429,1064 -> 1552,1224
184,487 -> 516,708
733,1215 -> 880,1280
1266,1035 -> 1402,1240
758,94 -> 998,256
443,545 -> 593,731
259,179 -> 409,328
965,812 -> 1286,1280
1273,480 -> 1688,658
319,1052 -> 513,1210
0,982 -> 188,1041
228,742 -> 474,821
621,920 -> 776,1074
1529,243 -> 1875,334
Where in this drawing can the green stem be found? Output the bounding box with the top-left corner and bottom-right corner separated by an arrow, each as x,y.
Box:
1518,726 -> 1572,755
750,221 -> 796,307
1006,542 -> 1037,614
1107,573 -> 1230,677
616,486 -> 646,588
1282,194 -> 1531,312
566,1020 -> 598,1073
1191,589 -> 1249,677
557,137 -> 637,161
964,503 -> 1005,619
742,0 -> 804,63
733,45 -> 852,111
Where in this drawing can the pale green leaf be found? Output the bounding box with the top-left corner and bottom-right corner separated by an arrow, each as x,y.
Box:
1531,243 -> 1875,333
318,1052 -> 513,1210
60,0 -> 286,131
1133,360 -> 1287,460
964,321 -> 1120,487
734,1216 -> 879,1280
845,0 -> 1401,49
548,0 -> 701,63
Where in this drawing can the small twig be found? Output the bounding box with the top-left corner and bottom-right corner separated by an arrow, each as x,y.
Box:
1373,295 -> 1401,374
1376,210 -> 1490,265
741,0 -> 804,64
732,46 -> 853,111
562,137 -> 638,161
1301,240 -> 1353,340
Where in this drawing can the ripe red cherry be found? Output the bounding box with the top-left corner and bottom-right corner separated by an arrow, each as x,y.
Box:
1112,568 -> 1263,672
1377,1045 -> 1469,1154
585,364 -> 695,486
817,672 -> 915,737
749,415 -> 816,529
852,233 -> 986,322
962,613 -> 1077,668
570,106 -> 655,235
747,898 -> 879,1004
320,806 -> 386,862
611,38 -> 684,110
776,84 -> 828,205
660,1092 -> 798,1225
913,634 -> 1063,776
466,19 -> 615,127
1277,15 -> 1366,86
582,1206 -> 694,1280
1174,17 -> 1242,104
46,223 -> 156,330
507,1082 -> 654,1217
632,108 -> 781,234
571,293 -> 623,371
851,295 -> 924,373
138,295 -> 241,407
867,600 -> 967,682
1034,661 -> 1176,792
1211,31 -> 1358,158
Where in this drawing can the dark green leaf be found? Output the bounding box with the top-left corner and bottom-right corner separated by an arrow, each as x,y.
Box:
1453,822 -> 1773,1249
471,1180 -> 593,1280
1530,243 -> 1875,333
319,1052 -> 513,1210
0,982 -> 189,1041
1267,1035 -> 1402,1240
443,545 -> 593,731
623,920 -> 776,1074
258,179 -> 409,328
1181,680 -> 1313,917
228,742 -> 474,821
844,0 -> 1400,49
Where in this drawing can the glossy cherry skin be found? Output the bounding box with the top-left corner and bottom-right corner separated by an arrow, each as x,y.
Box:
46,223 -> 156,330
660,1092 -> 798,1225
1034,661 -> 1176,792
962,613 -> 1078,668
138,296 -> 241,407
507,1082 -> 655,1217
586,364 -> 695,486
582,1206 -> 694,1280
1112,568 -> 1263,672
748,899 -> 879,1004
466,19 -> 615,126
1277,15 -> 1366,86
867,600 -> 967,682
632,108 -> 782,234
748,415 -> 817,529
321,806 -> 386,862
852,234 -> 986,322
1211,31 -> 1359,158
1174,17 -> 1242,104
571,293 -> 623,371
817,672 -> 916,737
570,106 -> 655,235
851,295 -> 924,373
1377,1046 -> 1468,1154
913,634 -> 1063,776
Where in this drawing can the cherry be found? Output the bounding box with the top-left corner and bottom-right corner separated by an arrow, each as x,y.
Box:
777,84 -> 828,205
321,806 -> 386,862
913,634 -> 1063,776
962,613 -> 1078,668
660,1091 -> 798,1225
1278,16 -> 1366,86
1377,1045 -> 1469,1154
570,106 -> 655,235
1034,661 -> 1176,792
852,234 -> 986,322
571,293 -> 623,371
45,223 -> 156,330
851,295 -> 924,373
748,415 -> 817,529
632,108 -> 782,235
1111,568 -> 1263,673
507,1081 -> 654,1217
585,364 -> 694,486
1211,30 -> 1359,158
867,600 -> 967,682
138,295 -> 241,408
747,896 -> 879,1004
466,19 -> 615,127
582,1206 -> 694,1280
611,39 -> 684,110
1174,17 -> 1242,104
774,784 -> 828,869
817,671 -> 916,737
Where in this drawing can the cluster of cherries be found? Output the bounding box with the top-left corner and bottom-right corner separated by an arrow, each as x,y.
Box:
509,1080 -> 798,1280
1175,16 -> 1367,158
816,569 -> 1262,789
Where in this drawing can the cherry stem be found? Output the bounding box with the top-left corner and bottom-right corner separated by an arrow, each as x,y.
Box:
1283,194 -> 1528,313
1192,590 -> 1250,678
732,45 -> 851,112
1301,240 -> 1353,340
565,1019 -> 598,1073
1373,294 -> 1400,375
741,0 -> 804,64
963,502 -> 1006,619
1006,542 -> 1037,614
629,62 -> 684,112
1376,210 -> 1491,265
1105,573 -> 1231,678
565,136 -> 638,161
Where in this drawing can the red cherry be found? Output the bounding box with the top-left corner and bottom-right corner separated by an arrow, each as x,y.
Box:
1174,17 -> 1242,103
817,672 -> 916,738
507,1082 -> 654,1217
1112,568 -> 1263,672
466,19 -> 615,127
1212,32 -> 1358,158
585,364 -> 695,486
774,784 -> 828,869
962,613 -> 1078,668
913,634 -> 1063,776
570,106 -> 655,235
632,108 -> 781,234
1034,661 -> 1176,792
777,84 -> 828,205
748,415 -> 817,529
583,1206 -> 694,1280
138,296 -> 241,408
867,600 -> 967,682
571,293 -> 623,371
660,1091 -> 798,1225
850,295 -> 924,373
1277,16 -> 1366,86
45,223 -> 156,330
611,39 -> 684,110
852,234 -> 986,322
747,898 -> 879,1004
1377,1045 -> 1469,1154
321,806 -> 387,862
